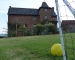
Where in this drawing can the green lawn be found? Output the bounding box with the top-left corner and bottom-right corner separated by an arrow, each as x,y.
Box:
0,33 -> 75,60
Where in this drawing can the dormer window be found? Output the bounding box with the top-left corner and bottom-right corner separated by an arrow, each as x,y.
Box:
45,9 -> 47,12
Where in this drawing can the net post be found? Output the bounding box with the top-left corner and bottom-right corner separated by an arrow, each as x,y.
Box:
55,0 -> 66,60
63,0 -> 75,17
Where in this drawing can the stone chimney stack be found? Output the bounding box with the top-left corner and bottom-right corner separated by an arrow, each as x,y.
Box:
9,6 -> 11,8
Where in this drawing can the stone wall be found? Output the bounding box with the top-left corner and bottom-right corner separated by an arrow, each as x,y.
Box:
39,8 -> 52,21
8,15 -> 40,30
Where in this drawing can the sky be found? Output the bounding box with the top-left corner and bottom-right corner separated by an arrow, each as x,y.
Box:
0,0 -> 75,34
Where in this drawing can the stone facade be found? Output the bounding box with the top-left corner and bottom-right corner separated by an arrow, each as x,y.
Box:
8,15 -> 40,30
8,2 -> 57,36
62,20 -> 75,32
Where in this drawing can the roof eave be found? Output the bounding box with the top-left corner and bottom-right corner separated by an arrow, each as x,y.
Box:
8,14 -> 40,16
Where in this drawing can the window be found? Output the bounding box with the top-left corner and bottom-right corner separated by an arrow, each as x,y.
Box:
33,17 -> 36,20
33,24 -> 36,27
45,15 -> 48,19
45,9 -> 47,12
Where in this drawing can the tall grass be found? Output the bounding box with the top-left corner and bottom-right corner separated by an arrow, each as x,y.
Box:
0,34 -> 75,60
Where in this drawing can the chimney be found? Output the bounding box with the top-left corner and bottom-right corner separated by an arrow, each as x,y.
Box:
52,7 -> 54,11
9,6 -> 11,8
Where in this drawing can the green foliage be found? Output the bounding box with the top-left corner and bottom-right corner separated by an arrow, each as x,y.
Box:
35,24 -> 45,35
41,19 -> 48,25
33,23 -> 57,35
20,25 -> 26,36
8,23 -> 20,30
24,31 -> 32,36
8,30 -> 16,37
8,22 -> 57,36
8,23 -> 32,36
8,23 -> 20,37
20,25 -> 26,30
47,23 -> 57,33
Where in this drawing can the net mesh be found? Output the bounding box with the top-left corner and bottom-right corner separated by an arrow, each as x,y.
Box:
55,0 -> 75,60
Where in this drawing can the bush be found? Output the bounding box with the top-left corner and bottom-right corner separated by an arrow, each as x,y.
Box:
24,31 -> 32,36
33,24 -> 45,35
47,23 -> 57,33
8,30 -> 16,37
33,23 -> 57,35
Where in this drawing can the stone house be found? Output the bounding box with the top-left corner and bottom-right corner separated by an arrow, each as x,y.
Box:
62,20 -> 75,32
8,2 -> 57,36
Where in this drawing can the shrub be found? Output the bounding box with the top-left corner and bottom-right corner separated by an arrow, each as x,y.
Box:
33,24 -> 45,35
47,23 -> 57,33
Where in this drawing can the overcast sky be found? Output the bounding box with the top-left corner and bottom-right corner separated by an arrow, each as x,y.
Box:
0,0 -> 75,34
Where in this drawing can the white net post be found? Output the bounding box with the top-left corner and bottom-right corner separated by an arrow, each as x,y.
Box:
55,0 -> 66,60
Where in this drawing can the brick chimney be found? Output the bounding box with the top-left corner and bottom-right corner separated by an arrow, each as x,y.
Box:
9,6 -> 11,8
52,7 -> 54,11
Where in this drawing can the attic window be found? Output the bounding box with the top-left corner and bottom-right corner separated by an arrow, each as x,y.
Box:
45,9 -> 47,12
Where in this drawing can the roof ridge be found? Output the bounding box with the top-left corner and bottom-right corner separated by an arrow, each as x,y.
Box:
10,6 -> 38,10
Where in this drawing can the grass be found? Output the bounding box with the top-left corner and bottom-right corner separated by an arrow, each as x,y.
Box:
0,33 -> 75,60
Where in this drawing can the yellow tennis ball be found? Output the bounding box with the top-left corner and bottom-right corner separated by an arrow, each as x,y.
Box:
51,44 -> 62,56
